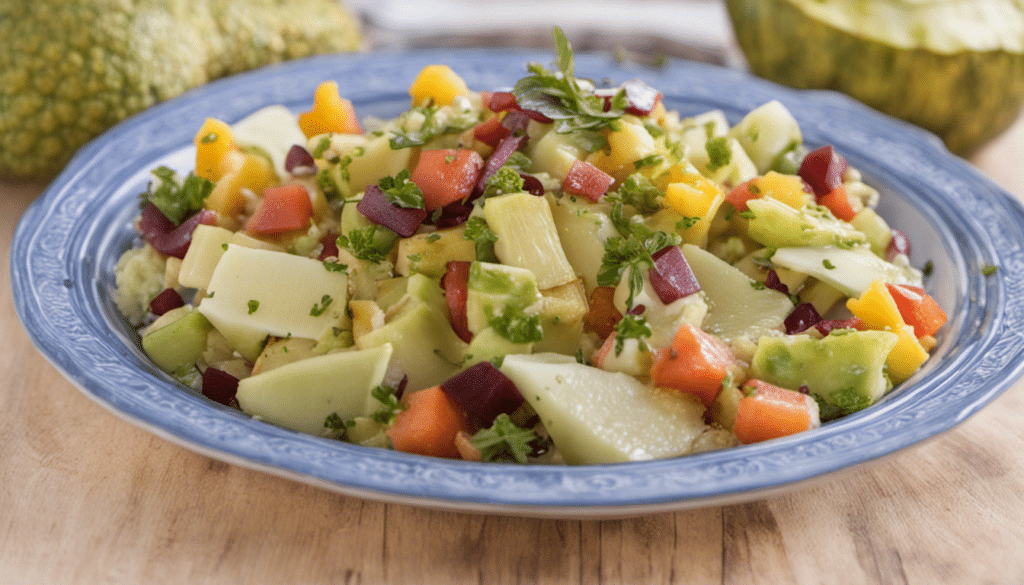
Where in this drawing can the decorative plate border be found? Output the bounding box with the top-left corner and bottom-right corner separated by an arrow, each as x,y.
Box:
11,50 -> 1024,518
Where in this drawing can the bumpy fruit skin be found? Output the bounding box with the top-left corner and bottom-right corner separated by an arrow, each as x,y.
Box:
726,0 -> 1024,155
0,0 -> 362,179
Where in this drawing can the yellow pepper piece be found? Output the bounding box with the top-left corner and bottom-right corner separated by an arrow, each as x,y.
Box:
663,170 -> 725,246
754,171 -> 815,209
408,65 -> 469,107
204,150 -> 276,218
298,81 -> 363,139
846,279 -> 903,331
604,117 -> 659,170
886,325 -> 930,384
194,118 -> 235,181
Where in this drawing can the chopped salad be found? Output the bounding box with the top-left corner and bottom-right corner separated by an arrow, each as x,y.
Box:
115,30 -> 946,465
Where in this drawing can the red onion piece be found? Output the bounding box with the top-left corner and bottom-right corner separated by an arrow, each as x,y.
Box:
764,269 -> 790,296
440,361 -> 524,427
621,79 -> 662,116
474,133 -> 529,196
285,144 -> 316,175
146,209 -> 217,259
648,245 -> 701,305
519,173 -> 545,196
149,288 -> 184,316
814,316 -> 864,336
356,185 -> 427,238
441,261 -> 472,343
430,199 -> 475,230
202,367 -> 239,407
784,302 -> 822,335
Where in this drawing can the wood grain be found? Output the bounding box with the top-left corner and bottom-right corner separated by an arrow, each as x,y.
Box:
2,112 -> 1023,584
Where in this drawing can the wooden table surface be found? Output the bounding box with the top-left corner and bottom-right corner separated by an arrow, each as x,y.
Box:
3,111 -> 1023,584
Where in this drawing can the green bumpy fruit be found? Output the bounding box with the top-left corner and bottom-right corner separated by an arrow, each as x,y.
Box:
726,0 -> 1024,155
0,0 -> 362,179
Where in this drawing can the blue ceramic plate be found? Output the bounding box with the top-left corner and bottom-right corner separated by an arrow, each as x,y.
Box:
12,50 -> 1024,518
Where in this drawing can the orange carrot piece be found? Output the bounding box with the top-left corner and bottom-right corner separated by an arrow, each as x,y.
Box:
297,81 -> 363,139
386,386 -> 468,459
583,286 -> 622,338
818,185 -> 856,222
246,184 -> 313,234
733,380 -> 821,444
410,149 -> 485,211
885,283 -> 947,337
724,179 -> 759,212
650,323 -> 733,407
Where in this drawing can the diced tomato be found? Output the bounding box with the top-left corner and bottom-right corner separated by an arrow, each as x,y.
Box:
441,261 -> 472,343
885,283 -> 947,337
411,149 -> 486,211
650,323 -> 734,407
733,380 -> 820,444
246,184 -> 314,234
725,179 -> 760,212
561,160 -> 614,202
818,185 -> 857,222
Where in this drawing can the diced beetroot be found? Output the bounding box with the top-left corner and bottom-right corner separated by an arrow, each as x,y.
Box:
784,302 -> 822,335
764,269 -> 790,296
648,245 -> 701,305
473,116 -> 510,148
887,229 -> 911,261
501,110 -> 532,135
440,361 -> 524,427
357,184 -> 428,238
139,202 -> 176,239
202,367 -> 239,407
474,133 -> 529,196
318,230 -> 339,260
520,173 -> 545,196
799,145 -> 848,198
815,316 -> 864,336
441,260 -> 472,343
285,144 -> 315,175
561,160 -> 614,202
149,288 -> 184,316
146,209 -> 218,258
430,199 -> 475,230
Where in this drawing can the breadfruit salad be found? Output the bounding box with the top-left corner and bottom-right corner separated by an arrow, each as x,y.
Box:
114,30 -> 946,465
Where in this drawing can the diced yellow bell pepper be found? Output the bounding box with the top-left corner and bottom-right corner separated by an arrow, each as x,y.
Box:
663,170 -> 725,246
193,118 -> 235,182
408,65 -> 469,107
603,117 -> 659,171
754,171 -> 815,209
298,81 -> 363,139
204,150 -> 276,218
886,325 -> 930,384
846,279 -> 903,331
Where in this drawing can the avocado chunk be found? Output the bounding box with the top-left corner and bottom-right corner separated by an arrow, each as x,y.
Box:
0,0 -> 362,178
236,343 -> 393,436
500,353 -> 709,464
142,308 -> 213,373
749,330 -> 898,420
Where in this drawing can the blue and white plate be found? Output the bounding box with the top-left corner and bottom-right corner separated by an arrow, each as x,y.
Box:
11,50 -> 1024,518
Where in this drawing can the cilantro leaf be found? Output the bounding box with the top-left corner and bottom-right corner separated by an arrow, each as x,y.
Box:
141,166 -> 214,225
377,169 -> 425,209
469,413 -> 546,464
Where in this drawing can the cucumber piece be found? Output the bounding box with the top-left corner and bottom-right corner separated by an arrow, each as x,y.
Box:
849,208 -> 894,257
141,308 -> 212,374
726,100 -> 803,174
500,353 -> 709,464
770,246 -> 921,298
547,194 -> 617,295
484,191 -> 577,290
745,197 -> 866,249
750,331 -> 898,419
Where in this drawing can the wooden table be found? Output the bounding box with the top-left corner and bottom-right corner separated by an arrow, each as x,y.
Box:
3,113 -> 1023,584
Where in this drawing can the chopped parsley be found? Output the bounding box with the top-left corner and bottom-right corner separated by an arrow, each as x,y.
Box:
822,259 -> 836,270
378,169 -> 425,209
982,264 -> 998,276
311,136 -> 332,159
369,384 -> 403,425
324,412 -> 354,433
481,165 -> 525,199
676,216 -> 701,230
337,225 -> 394,263
469,413 -> 547,464
425,233 -> 442,243
606,173 -> 662,214
613,313 -> 652,356
140,166 -> 214,225
705,136 -> 732,172
463,216 -> 499,263
597,229 -> 680,308
310,294 -> 334,317
488,305 -> 544,345
247,299 -> 260,314
322,260 -> 348,273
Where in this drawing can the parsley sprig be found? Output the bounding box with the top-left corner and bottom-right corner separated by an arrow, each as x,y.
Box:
512,27 -> 626,149
597,227 -> 681,308
140,166 -> 214,225
378,169 -> 425,209
469,413 -> 548,464
337,225 -> 394,263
